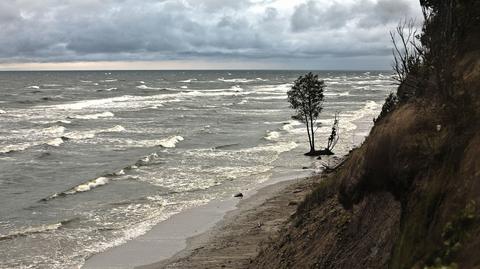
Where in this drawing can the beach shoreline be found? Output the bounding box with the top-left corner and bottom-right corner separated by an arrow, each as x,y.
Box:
82,168 -> 316,269
139,173 -> 324,269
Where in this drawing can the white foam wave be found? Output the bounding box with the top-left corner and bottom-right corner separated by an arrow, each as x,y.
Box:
218,78 -> 256,83
282,120 -> 303,131
42,125 -> 66,135
68,177 -> 110,194
0,143 -> 34,154
137,85 -> 160,90
157,136 -> 184,148
339,101 -> 382,132
178,79 -> 197,83
42,84 -> 62,87
180,86 -> 188,89
242,141 -> 298,154
107,125 -> 126,132
247,95 -> 286,100
264,131 -> 280,141
254,84 -> 292,94
324,91 -> 350,97
46,138 -> 65,147
0,109 -> 6,114
120,135 -> 184,148
0,223 -> 63,241
114,169 -> 126,176
70,111 -> 114,120
136,152 -> 159,166
64,125 -> 125,140
27,85 -> 40,89
45,90 -> 250,111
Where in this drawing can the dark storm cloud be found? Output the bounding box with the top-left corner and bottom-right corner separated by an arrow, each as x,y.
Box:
0,0 -> 421,65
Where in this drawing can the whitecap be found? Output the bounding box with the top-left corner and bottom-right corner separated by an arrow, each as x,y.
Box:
157,136 -> 184,148
247,96 -> 286,101
70,111 -> 114,120
42,125 -> 66,135
0,143 -> 34,154
0,222 -> 63,241
180,86 -> 188,89
27,85 -> 40,89
68,177 -> 110,193
136,85 -> 160,90
178,79 -> 197,83
63,125 -> 125,140
217,78 -> 256,83
106,125 -> 126,132
114,169 -> 126,176
324,91 -> 350,97
242,141 -> 298,154
282,120 -> 303,131
0,109 -> 6,114
122,135 -> 184,149
46,138 -> 65,147
264,131 -> 280,141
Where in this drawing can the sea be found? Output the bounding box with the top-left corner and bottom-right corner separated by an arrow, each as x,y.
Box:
0,70 -> 395,268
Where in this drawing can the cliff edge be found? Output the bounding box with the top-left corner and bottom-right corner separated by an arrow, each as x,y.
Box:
252,1 -> 480,268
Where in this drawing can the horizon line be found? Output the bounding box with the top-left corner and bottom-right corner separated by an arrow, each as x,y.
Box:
0,68 -> 392,72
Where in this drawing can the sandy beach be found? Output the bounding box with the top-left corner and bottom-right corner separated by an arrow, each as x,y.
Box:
82,168 -> 317,269
140,174 -> 323,269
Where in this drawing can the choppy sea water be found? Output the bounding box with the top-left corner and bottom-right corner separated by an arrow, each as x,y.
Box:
0,70 -> 395,268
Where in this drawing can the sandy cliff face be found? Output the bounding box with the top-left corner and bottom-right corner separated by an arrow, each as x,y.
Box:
253,14 -> 480,269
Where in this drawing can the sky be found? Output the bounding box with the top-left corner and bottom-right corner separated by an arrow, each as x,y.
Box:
0,0 -> 422,70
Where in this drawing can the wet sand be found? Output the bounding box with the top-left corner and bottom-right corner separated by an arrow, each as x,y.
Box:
83,170 -> 315,269
138,174 -> 322,269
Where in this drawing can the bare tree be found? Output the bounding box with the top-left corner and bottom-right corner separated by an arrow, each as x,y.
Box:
390,19 -> 423,84
325,113 -> 340,154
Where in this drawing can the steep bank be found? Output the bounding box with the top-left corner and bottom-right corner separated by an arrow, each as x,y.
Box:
252,2 -> 480,268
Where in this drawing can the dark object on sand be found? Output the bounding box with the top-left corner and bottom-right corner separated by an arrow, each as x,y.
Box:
234,193 -> 244,198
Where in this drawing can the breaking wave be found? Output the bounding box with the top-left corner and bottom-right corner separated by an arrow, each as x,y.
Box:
217,78 -> 256,83
264,131 -> 280,141
43,177 -> 111,201
63,125 -> 126,140
137,85 -> 161,90
178,79 -> 197,83
0,221 -> 71,241
121,135 -> 184,148
69,111 -> 115,120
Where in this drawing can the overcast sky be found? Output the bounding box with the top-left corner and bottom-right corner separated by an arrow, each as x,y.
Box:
0,0 -> 422,70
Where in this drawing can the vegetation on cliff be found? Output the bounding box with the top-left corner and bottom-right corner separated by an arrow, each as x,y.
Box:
253,1 -> 479,268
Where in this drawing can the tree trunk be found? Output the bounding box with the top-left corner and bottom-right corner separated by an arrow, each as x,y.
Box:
304,117 -> 313,152
309,111 -> 315,153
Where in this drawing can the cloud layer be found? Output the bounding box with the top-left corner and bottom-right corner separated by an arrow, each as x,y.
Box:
0,0 -> 422,69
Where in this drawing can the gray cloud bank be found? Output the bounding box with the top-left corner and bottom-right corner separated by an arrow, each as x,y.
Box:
0,0 -> 421,68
